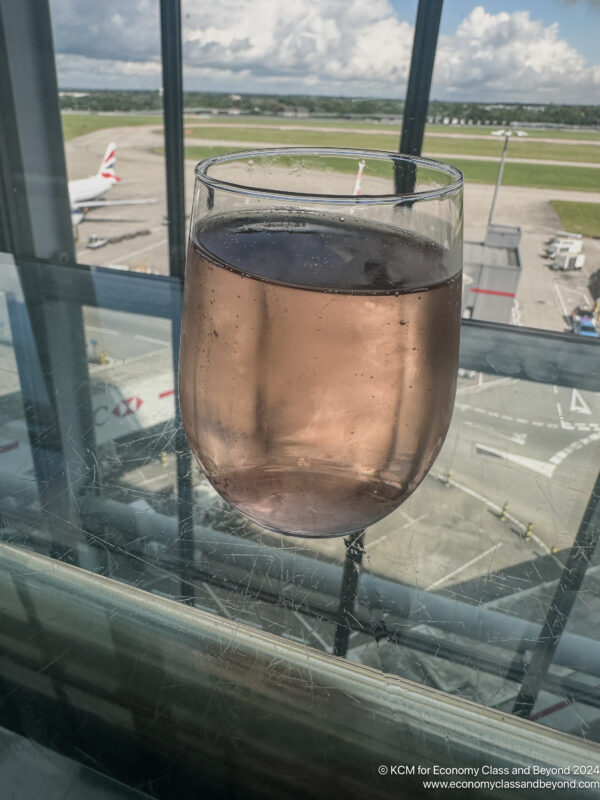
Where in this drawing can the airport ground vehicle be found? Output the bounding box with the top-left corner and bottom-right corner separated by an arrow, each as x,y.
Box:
570,305 -> 595,325
573,318 -> 599,338
571,305 -> 599,337
550,252 -> 585,270
546,239 -> 583,259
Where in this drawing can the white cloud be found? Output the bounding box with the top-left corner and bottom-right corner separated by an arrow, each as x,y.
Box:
55,53 -> 162,91
180,0 -> 413,94
435,6 -> 600,101
50,1 -> 600,102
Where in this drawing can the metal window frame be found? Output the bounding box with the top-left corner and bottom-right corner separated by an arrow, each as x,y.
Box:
0,0 -> 97,561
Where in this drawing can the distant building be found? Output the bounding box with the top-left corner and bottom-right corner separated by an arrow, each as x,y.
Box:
281,107 -> 310,118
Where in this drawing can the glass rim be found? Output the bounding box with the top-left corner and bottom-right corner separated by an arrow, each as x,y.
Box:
194,147 -> 463,205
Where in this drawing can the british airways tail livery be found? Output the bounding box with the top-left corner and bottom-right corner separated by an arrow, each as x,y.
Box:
69,142 -> 120,208
69,144 -> 156,229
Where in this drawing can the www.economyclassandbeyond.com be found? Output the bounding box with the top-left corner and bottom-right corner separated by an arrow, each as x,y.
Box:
376,764 -> 600,791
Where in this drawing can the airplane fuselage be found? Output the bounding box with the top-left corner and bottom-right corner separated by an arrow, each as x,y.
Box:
69,174 -> 117,207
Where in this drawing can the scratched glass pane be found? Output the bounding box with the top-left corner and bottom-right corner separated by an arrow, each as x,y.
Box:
0,262 -> 34,512
351,371 -> 600,734
1,250 -> 599,750
3,0 -> 600,794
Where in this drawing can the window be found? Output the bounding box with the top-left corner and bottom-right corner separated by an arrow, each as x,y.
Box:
1,2 -> 600,797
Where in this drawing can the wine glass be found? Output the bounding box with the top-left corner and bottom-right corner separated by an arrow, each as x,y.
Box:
179,148 -> 463,537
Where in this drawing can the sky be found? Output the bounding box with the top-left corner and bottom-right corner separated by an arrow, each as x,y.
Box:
50,1 -> 600,103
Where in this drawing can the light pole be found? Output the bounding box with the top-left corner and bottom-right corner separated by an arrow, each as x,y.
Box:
487,129 -> 527,230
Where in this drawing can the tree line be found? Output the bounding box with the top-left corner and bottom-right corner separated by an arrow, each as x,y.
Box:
59,91 -> 600,127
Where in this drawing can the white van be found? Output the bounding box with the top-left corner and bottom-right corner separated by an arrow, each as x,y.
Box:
550,253 -> 585,271
546,239 -> 583,258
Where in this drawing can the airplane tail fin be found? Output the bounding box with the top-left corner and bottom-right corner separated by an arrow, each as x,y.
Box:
98,142 -> 120,182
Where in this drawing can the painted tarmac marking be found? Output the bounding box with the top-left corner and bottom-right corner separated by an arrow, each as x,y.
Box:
118,236 -> 168,262
86,325 -> 119,336
551,278 -> 570,319
456,376 -> 518,396
571,388 -> 592,415
475,443 -> 556,478
425,543 -> 502,591
455,402 -> 598,432
135,334 -> 170,346
369,533 -> 388,549
432,471 -> 552,555
548,431 -> 600,467
475,431 -> 600,476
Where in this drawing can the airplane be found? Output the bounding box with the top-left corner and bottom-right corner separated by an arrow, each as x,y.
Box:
69,143 -> 156,228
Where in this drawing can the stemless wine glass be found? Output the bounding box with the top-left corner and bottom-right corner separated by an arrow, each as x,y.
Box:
179,148 -> 463,537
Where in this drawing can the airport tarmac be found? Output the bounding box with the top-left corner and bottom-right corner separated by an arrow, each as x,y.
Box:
67,125 -> 600,333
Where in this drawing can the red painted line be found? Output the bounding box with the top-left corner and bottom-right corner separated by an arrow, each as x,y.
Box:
159,389 -> 175,399
529,698 -> 573,721
470,287 -> 516,298
0,440 -> 19,454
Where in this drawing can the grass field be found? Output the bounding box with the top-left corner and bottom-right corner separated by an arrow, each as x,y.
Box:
62,112 -> 600,145
180,145 -> 600,192
425,124 -> 600,141
187,116 -> 600,141
181,124 -> 599,164
446,158 -> 600,192
183,125 -> 398,149
189,115 -> 401,131
183,126 -> 599,162
551,200 -> 600,237
426,136 -> 599,163
62,113 -> 163,140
